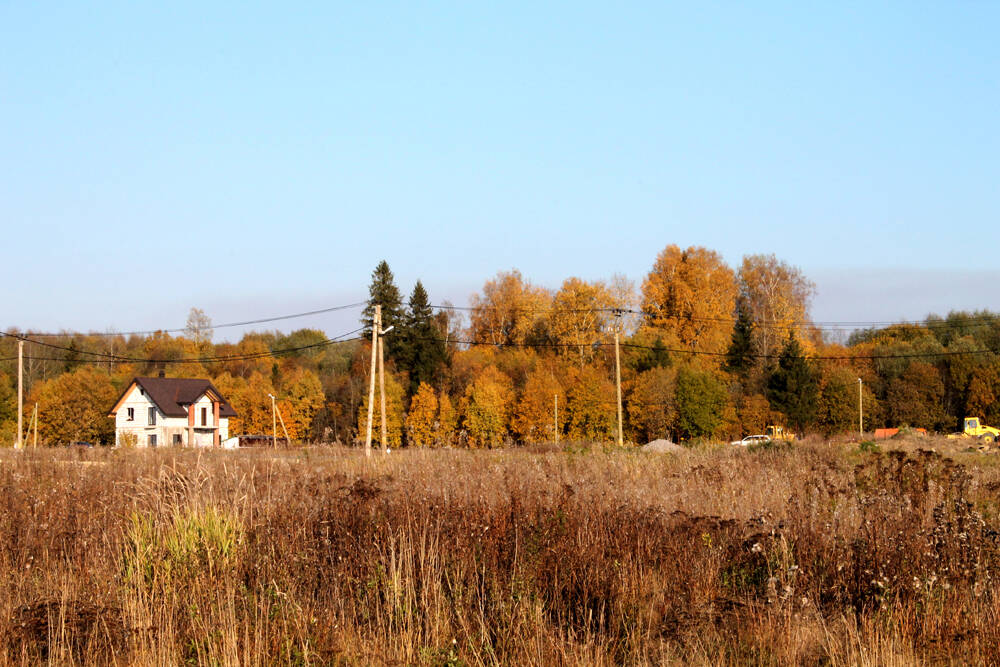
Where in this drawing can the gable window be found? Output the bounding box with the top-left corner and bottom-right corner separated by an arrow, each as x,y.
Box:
148,434 -> 157,447
148,407 -> 156,426
201,407 -> 208,426
126,407 -> 134,421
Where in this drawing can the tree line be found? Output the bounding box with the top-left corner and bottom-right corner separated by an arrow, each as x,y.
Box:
2,248 -> 999,446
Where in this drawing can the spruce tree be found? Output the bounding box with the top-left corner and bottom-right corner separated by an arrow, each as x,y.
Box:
765,333 -> 819,432
724,298 -> 755,380
361,261 -> 404,358
398,281 -> 447,395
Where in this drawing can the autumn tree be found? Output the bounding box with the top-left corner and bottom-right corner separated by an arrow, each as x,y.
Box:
361,260 -> 404,358
513,368 -> 564,444
277,366 -> 325,440
627,366 -> 677,443
737,254 -> 815,361
461,366 -> 514,448
437,392 -> 457,446
548,277 -> 614,366
884,361 -> 947,430
469,270 -> 550,346
184,307 -> 214,352
565,366 -> 616,442
674,367 -> 727,440
406,382 -> 438,447
29,367 -> 117,445
641,245 -> 737,357
817,366 -> 876,435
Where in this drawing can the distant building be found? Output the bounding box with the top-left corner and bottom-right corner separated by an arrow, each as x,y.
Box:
107,376 -> 237,448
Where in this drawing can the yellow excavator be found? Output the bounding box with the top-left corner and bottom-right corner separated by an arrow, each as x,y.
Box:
765,425 -> 795,443
946,417 -> 1000,445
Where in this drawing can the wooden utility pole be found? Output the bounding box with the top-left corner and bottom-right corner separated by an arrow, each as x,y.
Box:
554,393 -> 559,445
858,378 -> 863,438
275,402 -> 292,446
270,394 -> 277,449
378,329 -> 387,450
614,330 -> 623,447
32,404 -> 38,448
364,305 -> 380,457
16,340 -> 23,449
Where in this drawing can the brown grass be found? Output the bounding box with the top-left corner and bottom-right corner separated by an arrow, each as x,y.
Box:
3,436 -> 1000,665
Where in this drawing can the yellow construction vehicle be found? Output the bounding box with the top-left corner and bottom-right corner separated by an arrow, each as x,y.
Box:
946,417 -> 1000,444
765,425 -> 795,443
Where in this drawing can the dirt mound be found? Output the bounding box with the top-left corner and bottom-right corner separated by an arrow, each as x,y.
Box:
642,439 -> 685,454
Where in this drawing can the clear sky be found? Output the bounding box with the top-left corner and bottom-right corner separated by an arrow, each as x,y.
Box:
2,2 -> 998,340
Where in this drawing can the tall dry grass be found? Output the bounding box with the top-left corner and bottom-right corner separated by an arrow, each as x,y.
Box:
2,437 -> 1000,665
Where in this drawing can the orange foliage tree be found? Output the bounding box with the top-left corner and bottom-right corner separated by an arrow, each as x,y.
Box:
406,382 -> 438,447
565,366 -> 616,442
513,368 -> 565,444
641,245 -> 737,358
469,270 -> 550,346
627,366 -> 676,443
30,367 -> 117,445
548,277 -> 613,366
461,366 -> 514,448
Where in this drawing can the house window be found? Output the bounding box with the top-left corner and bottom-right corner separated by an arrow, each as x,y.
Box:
126,407 -> 134,421
201,407 -> 208,426
148,407 -> 156,426
173,434 -> 182,445
148,434 -> 157,447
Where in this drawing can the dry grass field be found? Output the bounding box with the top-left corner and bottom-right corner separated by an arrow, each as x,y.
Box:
3,436 -> 1000,665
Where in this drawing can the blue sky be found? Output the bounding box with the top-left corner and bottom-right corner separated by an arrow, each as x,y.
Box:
2,2 -> 998,339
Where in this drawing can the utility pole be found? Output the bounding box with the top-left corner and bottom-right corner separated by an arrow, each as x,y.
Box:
16,340 -> 23,449
858,378 -> 863,438
268,393 -> 277,449
378,328 -> 387,450
364,305 -> 380,457
32,404 -> 38,448
554,393 -> 559,445
614,329 -> 624,448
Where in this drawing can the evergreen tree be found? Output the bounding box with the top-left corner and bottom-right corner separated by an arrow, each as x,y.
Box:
765,333 -> 819,432
361,261 -> 404,358
724,298 -> 755,380
398,281 -> 447,395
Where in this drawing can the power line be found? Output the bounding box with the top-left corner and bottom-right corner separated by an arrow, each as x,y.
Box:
7,301 -> 367,338
2,328 -> 365,366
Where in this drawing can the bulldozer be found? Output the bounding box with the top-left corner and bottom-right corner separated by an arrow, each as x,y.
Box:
765,425 -> 795,443
946,417 -> 1000,445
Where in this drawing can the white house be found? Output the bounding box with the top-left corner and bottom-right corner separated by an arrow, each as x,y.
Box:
108,376 -> 238,448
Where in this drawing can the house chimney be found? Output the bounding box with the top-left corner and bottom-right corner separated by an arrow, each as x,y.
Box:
158,370 -> 166,378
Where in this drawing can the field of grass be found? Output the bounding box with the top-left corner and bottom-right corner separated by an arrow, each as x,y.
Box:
3,436 -> 1000,665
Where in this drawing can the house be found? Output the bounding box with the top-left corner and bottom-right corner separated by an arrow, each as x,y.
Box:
108,375 -> 238,448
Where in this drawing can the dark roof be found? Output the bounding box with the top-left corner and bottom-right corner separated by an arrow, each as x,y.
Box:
109,377 -> 238,418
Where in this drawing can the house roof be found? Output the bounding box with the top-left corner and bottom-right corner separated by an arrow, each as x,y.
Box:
108,377 -> 238,418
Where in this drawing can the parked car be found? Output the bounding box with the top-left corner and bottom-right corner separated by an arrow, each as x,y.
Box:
730,435 -> 770,447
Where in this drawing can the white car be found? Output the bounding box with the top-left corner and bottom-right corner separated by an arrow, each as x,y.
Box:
731,434 -> 770,447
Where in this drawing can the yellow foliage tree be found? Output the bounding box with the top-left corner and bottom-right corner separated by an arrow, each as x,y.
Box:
737,254 -> 816,360
461,366 -> 514,448
278,367 -> 325,440
641,245 -> 737,358
29,367 -> 117,445
406,382 -> 439,447
513,369 -> 565,444
548,277 -> 614,366
437,392 -> 457,446
627,366 -> 676,443
469,270 -> 551,346
565,366 -> 616,442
